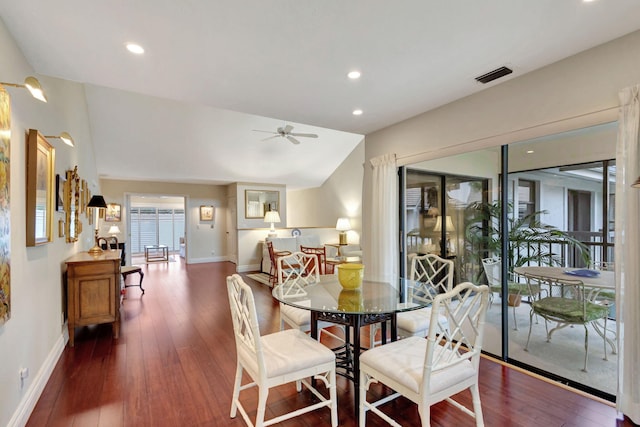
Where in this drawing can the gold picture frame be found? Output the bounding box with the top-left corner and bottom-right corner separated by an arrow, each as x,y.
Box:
105,203 -> 121,222
26,129 -> 55,246
199,205 -> 214,221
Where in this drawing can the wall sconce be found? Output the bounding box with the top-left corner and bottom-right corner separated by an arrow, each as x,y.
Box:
0,76 -> 47,102
87,195 -> 107,255
264,211 -> 281,238
44,132 -> 75,147
336,217 -> 351,245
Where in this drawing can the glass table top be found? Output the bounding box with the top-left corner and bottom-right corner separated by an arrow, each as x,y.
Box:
271,275 -> 435,315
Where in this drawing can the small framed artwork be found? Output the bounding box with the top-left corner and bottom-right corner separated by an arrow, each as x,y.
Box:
55,174 -> 64,212
105,203 -> 121,222
200,205 -> 214,221
26,129 -> 55,246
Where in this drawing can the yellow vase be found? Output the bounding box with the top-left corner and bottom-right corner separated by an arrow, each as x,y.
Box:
337,263 -> 364,289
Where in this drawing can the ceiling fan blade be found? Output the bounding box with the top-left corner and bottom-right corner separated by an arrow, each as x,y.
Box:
261,135 -> 281,141
286,136 -> 301,145
289,132 -> 318,138
253,129 -> 277,134
283,124 -> 294,134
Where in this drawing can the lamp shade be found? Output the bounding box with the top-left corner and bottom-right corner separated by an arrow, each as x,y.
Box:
264,211 -> 281,224
433,216 -> 455,232
336,217 -> 351,231
87,195 -> 107,208
108,225 -> 121,235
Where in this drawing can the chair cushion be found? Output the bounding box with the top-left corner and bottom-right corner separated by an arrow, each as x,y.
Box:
396,308 -> 449,335
533,297 -> 609,322
240,329 -> 335,378
280,303 -> 311,327
360,336 -> 475,395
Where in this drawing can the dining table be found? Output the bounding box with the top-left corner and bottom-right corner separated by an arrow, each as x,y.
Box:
513,265 -> 617,353
272,274 -> 431,422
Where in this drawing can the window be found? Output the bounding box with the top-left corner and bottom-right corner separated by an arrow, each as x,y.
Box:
130,207 -> 185,254
517,179 -> 536,222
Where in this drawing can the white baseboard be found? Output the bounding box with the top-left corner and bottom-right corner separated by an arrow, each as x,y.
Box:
187,255 -> 228,264
236,263 -> 260,273
8,332 -> 66,427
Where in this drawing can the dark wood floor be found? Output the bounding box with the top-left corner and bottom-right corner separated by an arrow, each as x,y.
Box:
27,260 -> 634,427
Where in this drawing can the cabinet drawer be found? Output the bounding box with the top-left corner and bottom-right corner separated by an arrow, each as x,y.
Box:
70,262 -> 118,277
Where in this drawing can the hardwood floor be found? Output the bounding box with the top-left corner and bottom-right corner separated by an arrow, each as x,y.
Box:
27,260 -> 633,427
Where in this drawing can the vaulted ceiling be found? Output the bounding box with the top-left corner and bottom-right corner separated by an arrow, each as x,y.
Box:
2,1 -> 640,189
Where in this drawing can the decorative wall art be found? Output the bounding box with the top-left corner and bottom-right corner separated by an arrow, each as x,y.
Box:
105,203 -> 121,222
200,205 -> 214,221
0,87 -> 10,325
55,174 -> 64,212
64,167 -> 80,243
26,129 -> 55,246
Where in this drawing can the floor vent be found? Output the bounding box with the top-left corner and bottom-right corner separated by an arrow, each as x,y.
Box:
475,66 -> 513,84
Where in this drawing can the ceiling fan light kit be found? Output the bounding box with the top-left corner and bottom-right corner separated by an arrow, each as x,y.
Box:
253,124 -> 318,145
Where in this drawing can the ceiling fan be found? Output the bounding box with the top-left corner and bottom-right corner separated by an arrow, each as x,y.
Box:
253,124 -> 318,145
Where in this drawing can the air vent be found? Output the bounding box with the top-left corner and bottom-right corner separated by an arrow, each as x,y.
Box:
475,66 -> 513,84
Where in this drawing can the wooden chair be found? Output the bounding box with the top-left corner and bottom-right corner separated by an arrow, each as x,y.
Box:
523,273 -> 610,372
300,245 -> 330,274
396,253 -> 454,339
360,282 -> 490,426
226,274 -> 338,427
266,241 -> 291,286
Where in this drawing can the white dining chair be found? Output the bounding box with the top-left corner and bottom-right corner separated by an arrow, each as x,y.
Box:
277,252 -> 344,343
226,274 -> 338,427
359,282 -> 490,427
396,254 -> 454,339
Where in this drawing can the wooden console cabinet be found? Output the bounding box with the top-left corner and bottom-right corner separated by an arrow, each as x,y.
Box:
65,251 -> 121,347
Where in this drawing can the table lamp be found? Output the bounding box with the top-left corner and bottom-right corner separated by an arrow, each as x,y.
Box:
87,195 -> 107,255
336,217 -> 351,245
108,225 -> 121,240
264,211 -> 281,238
433,215 -> 455,254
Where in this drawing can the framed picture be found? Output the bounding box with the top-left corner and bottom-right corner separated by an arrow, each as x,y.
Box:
26,129 -> 55,246
55,174 -> 64,212
200,205 -> 214,221
105,203 -> 121,222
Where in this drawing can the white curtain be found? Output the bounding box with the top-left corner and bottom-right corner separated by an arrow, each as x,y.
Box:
616,84 -> 640,424
366,153 -> 398,283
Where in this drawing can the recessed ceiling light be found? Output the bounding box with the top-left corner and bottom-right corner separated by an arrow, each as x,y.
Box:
347,71 -> 361,79
126,43 -> 145,54
352,109 -> 363,116
527,150 -> 534,154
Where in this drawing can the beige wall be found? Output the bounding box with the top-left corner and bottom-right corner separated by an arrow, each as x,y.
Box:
100,179 -> 228,264
0,18 -> 103,426
363,30 -> 640,262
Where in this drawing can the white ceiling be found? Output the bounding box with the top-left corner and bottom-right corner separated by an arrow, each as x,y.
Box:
2,1 -> 640,189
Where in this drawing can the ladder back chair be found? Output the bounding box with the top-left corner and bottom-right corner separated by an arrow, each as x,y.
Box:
360,282 -> 490,427
226,274 -> 338,427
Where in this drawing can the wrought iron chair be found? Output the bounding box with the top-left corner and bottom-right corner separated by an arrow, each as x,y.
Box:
226,274 -> 338,427
523,273 -> 610,372
360,282 -> 490,426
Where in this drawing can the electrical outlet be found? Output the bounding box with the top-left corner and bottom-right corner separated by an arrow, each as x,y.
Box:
211,250 -> 215,255
19,367 -> 29,389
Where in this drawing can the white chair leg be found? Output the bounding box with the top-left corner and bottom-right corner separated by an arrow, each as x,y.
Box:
255,387 -> 269,427
359,370 -> 367,427
418,402 -> 431,427
329,369 -> 338,427
470,383 -> 485,426
230,363 -> 242,418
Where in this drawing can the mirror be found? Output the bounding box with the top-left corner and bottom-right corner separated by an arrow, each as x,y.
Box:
64,166 -> 80,243
245,190 -> 279,219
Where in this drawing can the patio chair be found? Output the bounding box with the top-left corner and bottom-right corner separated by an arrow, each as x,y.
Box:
482,256 -> 540,330
523,273 -> 610,372
359,282 -> 490,426
226,274 -> 338,427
